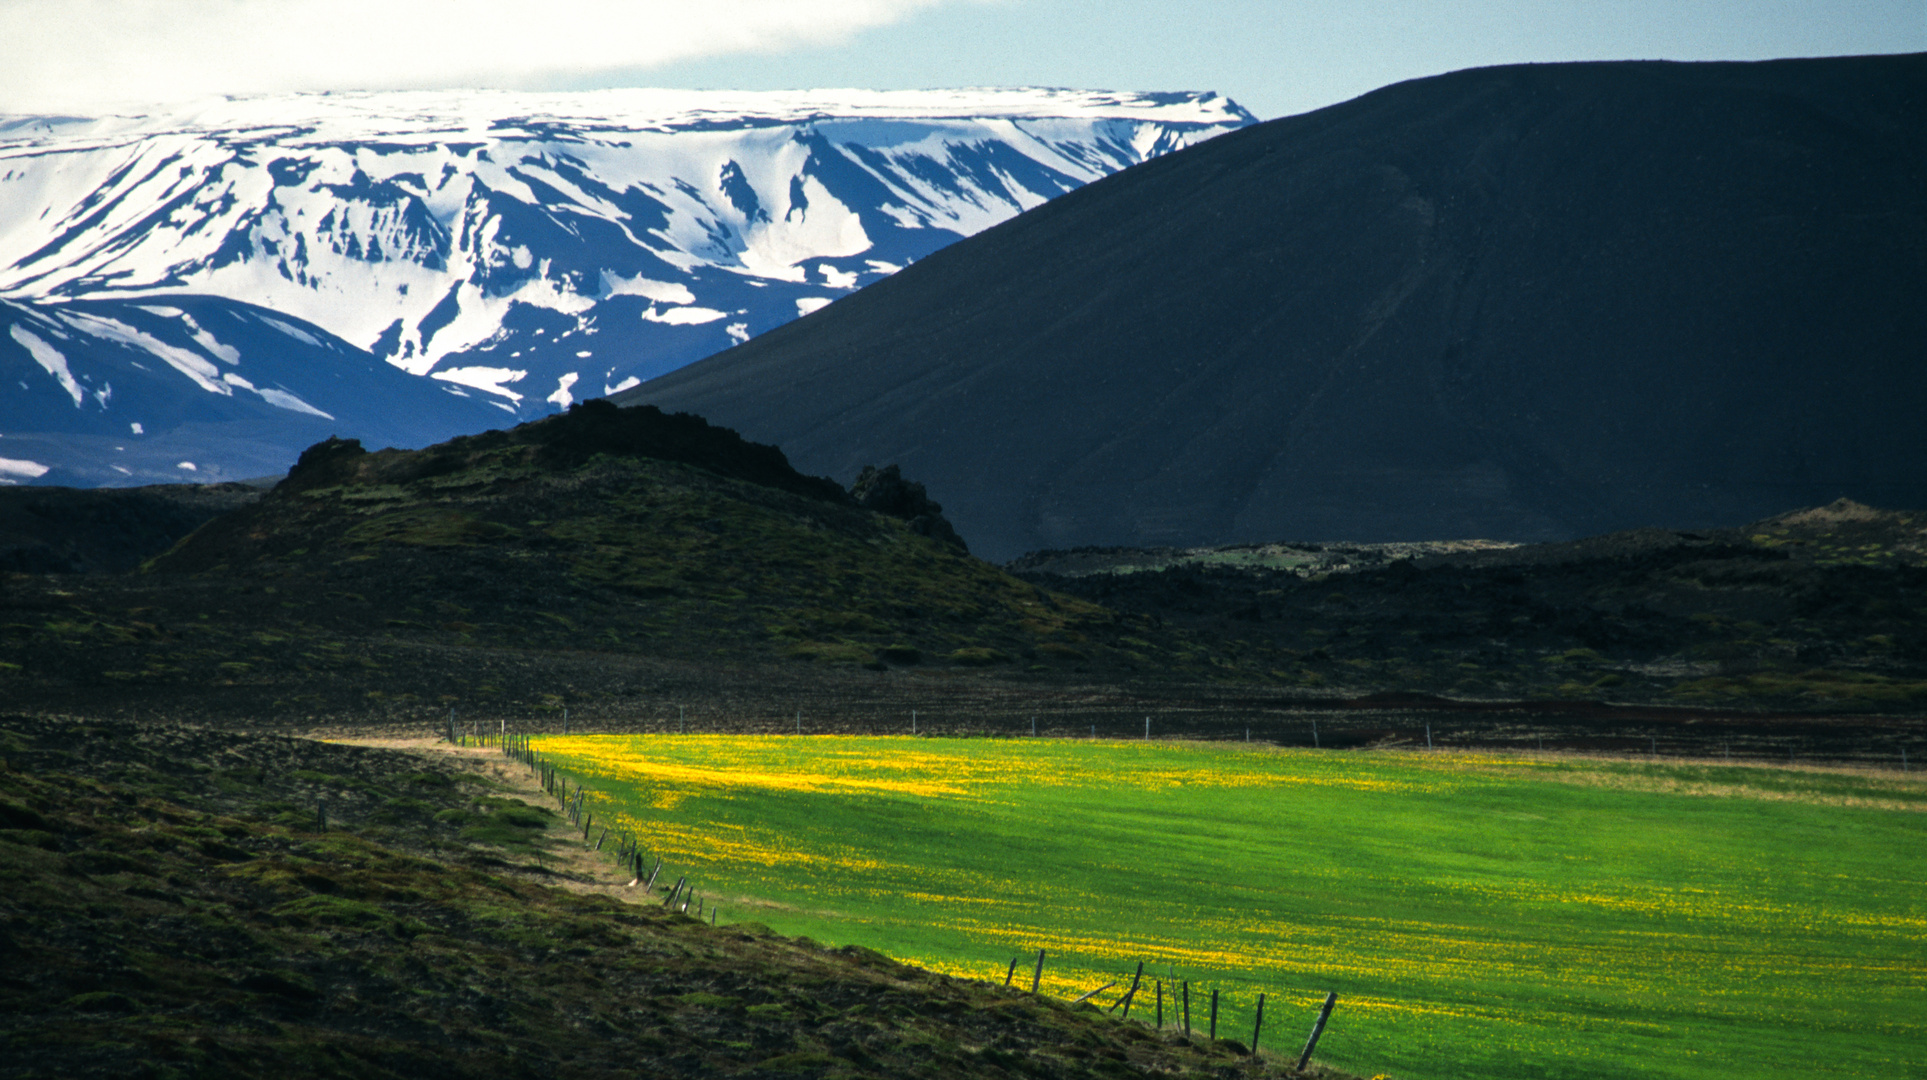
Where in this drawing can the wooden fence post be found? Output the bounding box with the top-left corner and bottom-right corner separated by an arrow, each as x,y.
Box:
1183,981 -> 1191,1036
1069,981 -> 1116,1006
1296,992 -> 1338,1072
1005,957 -> 1018,987
1030,949 -> 1046,994
1209,989 -> 1218,1041
1112,962 -> 1144,1017
1251,992 -> 1265,1055
1155,980 -> 1163,1029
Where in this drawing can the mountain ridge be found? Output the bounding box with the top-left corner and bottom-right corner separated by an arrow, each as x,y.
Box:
0,87 -> 1252,485
618,54 -> 1927,561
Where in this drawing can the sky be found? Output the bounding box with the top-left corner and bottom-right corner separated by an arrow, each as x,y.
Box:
1,0 -> 1922,119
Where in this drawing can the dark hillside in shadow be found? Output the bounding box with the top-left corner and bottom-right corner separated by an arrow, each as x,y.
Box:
623,54 -> 1927,561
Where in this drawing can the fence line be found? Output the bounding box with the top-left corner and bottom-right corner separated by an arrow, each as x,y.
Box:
449,709 -> 1925,775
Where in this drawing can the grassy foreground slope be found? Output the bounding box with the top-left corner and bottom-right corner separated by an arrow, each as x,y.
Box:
542,735 -> 1927,1080
0,716 -> 1343,1080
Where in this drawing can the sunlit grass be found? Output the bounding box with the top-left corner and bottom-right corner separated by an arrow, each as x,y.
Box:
537,735 -> 1927,1080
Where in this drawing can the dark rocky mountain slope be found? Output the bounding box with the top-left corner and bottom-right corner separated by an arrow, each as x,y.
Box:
620,54 -> 1927,561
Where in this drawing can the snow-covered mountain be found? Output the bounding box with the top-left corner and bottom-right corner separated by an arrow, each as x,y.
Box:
0,88 -> 1252,485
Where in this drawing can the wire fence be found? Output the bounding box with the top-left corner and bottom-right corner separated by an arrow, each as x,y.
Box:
432,699 -> 1923,773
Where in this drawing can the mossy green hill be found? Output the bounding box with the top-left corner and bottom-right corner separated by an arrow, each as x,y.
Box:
3,401 -> 1924,733
0,402 -> 1194,723
145,400 -> 1123,673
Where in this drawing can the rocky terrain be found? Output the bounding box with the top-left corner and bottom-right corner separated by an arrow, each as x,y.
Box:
0,402 -> 1921,763
0,401 -> 1177,727
1014,500 -> 1927,719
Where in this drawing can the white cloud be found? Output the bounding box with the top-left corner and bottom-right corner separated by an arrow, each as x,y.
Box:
0,0 -> 953,111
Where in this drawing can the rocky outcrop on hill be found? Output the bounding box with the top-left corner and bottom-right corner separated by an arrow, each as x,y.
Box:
851,464 -> 968,552
276,399 -> 851,506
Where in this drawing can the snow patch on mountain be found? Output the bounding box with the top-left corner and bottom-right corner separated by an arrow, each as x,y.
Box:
9,325 -> 82,406
0,456 -> 51,482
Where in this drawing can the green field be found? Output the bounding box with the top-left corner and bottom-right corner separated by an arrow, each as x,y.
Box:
535,735 -> 1927,1079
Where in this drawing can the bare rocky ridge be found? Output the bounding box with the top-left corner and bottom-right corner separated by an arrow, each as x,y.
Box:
851,464 -> 968,552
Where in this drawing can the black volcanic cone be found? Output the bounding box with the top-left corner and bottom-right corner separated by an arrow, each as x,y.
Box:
617,55 -> 1927,561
